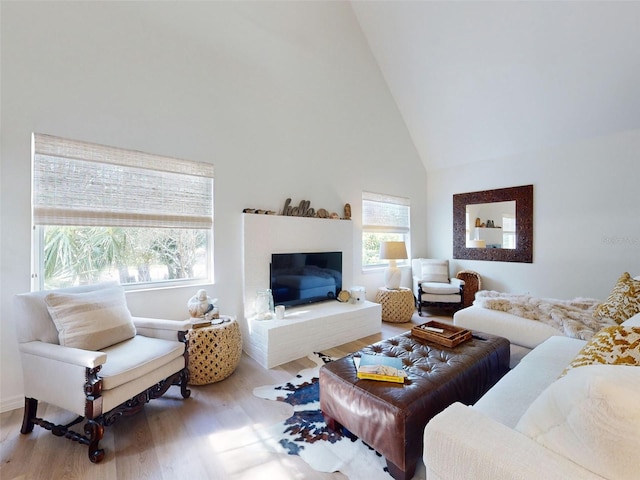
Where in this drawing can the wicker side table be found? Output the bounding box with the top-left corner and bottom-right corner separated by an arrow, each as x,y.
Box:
375,287 -> 415,323
187,316 -> 242,385
456,271 -> 482,308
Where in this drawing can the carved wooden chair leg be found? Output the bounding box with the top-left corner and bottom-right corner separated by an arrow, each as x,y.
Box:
178,331 -> 191,399
180,368 -> 191,399
20,397 -> 38,434
85,419 -> 105,463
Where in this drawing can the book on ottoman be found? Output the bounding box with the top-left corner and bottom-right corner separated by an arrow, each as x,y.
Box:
355,354 -> 407,383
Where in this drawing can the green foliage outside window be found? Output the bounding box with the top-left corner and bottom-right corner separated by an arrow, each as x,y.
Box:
42,226 -> 207,289
362,232 -> 405,267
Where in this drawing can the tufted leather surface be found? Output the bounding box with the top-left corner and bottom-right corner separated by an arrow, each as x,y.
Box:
319,331 -> 510,480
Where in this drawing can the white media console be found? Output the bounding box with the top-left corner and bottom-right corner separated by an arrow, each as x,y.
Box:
242,213 -> 382,369
244,300 -> 381,368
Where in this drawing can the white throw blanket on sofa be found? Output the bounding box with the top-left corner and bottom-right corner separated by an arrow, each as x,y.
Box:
474,291 -> 617,340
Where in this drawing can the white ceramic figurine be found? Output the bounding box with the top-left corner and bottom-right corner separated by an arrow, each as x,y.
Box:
188,289 -> 219,319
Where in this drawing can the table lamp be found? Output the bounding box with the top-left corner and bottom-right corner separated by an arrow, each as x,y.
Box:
379,241 -> 407,290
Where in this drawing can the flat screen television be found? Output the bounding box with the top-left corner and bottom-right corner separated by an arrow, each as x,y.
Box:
270,251 -> 342,307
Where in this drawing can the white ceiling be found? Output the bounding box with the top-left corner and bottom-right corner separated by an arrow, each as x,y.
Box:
351,1 -> 640,172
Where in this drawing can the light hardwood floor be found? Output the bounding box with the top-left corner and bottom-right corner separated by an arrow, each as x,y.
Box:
0,311 -> 455,480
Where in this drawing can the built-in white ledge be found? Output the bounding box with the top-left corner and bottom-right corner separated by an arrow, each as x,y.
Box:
244,300 -> 381,368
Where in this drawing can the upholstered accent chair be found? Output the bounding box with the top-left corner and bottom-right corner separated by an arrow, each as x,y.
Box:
13,282 -> 191,463
412,259 -> 464,315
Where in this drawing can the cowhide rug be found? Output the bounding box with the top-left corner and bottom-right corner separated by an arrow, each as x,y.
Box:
474,290 -> 616,340
252,353 -> 411,480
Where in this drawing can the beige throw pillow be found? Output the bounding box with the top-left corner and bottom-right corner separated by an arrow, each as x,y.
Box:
45,285 -> 136,351
594,272 -> 640,324
419,259 -> 450,283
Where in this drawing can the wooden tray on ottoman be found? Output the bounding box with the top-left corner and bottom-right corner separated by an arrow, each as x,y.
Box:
411,320 -> 472,347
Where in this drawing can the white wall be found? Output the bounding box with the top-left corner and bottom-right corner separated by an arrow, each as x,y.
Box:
426,129 -> 640,299
0,2 -> 427,412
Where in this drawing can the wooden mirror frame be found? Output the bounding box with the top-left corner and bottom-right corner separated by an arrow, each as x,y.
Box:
453,184 -> 533,263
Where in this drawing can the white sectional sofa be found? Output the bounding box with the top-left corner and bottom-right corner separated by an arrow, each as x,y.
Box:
453,303 -> 562,350
422,313 -> 640,480
453,273 -> 640,353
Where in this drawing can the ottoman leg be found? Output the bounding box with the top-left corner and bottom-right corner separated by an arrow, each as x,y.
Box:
322,413 -> 343,432
386,459 -> 416,480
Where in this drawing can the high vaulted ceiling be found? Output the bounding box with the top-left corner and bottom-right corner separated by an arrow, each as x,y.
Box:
351,1 -> 640,172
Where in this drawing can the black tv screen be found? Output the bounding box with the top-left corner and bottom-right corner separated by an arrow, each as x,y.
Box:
270,252 -> 342,307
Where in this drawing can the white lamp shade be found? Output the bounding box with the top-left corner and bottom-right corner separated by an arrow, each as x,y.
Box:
379,241 -> 408,260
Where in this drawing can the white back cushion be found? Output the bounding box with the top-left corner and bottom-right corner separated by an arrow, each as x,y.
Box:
419,259 -> 450,283
14,282 -> 120,344
516,365 -> 640,480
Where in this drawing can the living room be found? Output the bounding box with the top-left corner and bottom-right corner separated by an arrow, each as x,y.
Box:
1,1 -> 639,478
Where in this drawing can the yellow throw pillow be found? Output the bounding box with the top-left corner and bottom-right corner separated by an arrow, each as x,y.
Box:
561,325 -> 640,376
594,272 -> 640,324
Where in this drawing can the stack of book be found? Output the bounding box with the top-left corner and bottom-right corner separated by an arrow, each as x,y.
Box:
354,353 -> 408,383
191,319 -> 212,329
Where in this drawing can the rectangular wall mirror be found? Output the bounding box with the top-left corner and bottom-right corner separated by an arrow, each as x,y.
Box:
453,185 -> 533,263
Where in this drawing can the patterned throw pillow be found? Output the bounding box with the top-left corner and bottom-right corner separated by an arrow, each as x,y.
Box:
594,272 -> 640,324
561,325 -> 640,376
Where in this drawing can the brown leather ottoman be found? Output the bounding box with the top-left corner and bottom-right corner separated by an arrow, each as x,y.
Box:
319,330 -> 510,480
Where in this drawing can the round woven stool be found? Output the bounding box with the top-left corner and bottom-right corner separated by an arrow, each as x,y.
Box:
375,287 -> 415,323
187,316 -> 242,385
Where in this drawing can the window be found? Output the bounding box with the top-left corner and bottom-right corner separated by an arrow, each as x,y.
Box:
32,133 -> 214,290
502,215 -> 516,249
362,192 -> 410,268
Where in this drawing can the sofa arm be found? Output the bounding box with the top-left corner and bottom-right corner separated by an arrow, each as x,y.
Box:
423,403 -> 604,480
133,316 -> 192,341
19,341 -> 107,368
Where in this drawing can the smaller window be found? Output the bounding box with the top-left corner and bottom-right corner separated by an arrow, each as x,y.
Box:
362,192 -> 410,268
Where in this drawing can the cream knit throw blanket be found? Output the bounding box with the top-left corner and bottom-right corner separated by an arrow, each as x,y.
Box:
474,291 -> 617,340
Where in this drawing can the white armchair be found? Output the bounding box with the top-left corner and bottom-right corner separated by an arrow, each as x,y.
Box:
412,258 -> 464,315
13,282 -> 191,463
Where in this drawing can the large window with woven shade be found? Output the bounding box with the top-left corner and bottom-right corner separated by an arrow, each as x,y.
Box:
31,133 -> 214,290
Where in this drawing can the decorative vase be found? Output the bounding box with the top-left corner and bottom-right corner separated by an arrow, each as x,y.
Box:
255,289 -> 274,320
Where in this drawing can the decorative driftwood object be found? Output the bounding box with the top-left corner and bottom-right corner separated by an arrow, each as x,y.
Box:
242,198 -> 352,220
242,208 -> 276,214
344,203 -> 351,220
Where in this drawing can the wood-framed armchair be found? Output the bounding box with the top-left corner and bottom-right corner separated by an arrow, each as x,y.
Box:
13,282 -> 191,463
412,258 -> 464,315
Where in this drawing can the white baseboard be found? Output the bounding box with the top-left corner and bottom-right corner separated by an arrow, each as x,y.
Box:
1,394 -> 24,414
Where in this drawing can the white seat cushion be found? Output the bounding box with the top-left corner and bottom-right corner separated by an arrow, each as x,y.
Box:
474,336 -> 586,428
99,335 -> 185,390
420,281 -> 460,295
